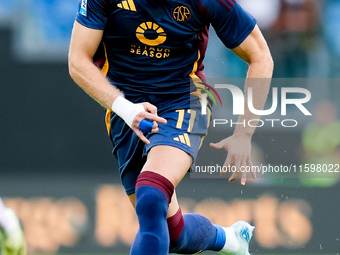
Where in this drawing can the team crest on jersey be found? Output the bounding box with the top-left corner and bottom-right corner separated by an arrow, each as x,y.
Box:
80,0 -> 87,17
172,5 -> 191,23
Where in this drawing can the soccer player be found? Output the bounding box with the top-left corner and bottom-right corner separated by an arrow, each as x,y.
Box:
69,0 -> 273,254
0,198 -> 26,255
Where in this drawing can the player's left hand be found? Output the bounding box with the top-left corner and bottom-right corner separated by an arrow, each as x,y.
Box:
0,209 -> 26,255
210,134 -> 256,185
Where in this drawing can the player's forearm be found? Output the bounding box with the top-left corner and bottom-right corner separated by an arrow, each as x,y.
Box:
233,56 -> 274,137
68,54 -> 122,110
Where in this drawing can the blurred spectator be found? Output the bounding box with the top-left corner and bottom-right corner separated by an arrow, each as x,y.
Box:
219,0 -> 321,78
216,0 -> 281,78
273,0 -> 318,33
269,0 -> 319,78
300,101 -> 340,187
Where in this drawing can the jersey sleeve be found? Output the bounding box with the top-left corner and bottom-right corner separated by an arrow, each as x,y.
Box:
75,0 -> 109,30
200,0 -> 257,49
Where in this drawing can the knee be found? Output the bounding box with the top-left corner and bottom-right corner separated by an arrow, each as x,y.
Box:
135,171 -> 174,218
135,187 -> 168,217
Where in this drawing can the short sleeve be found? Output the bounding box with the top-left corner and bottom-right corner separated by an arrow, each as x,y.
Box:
200,0 -> 257,49
75,0 -> 108,30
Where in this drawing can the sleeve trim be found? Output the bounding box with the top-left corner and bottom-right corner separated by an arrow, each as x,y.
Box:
227,19 -> 256,49
75,16 -> 106,30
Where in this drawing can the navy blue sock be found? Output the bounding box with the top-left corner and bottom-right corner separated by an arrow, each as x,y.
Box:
130,171 -> 174,255
168,211 -> 226,254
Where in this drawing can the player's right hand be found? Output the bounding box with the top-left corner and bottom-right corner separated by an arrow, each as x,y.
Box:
111,96 -> 167,144
131,102 -> 167,144
0,209 -> 26,255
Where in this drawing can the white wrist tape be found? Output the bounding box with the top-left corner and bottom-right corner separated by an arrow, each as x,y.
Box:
111,96 -> 145,128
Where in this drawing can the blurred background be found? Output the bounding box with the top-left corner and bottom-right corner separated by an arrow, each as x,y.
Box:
0,0 -> 339,254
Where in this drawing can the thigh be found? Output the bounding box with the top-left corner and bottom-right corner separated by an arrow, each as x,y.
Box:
142,145 -> 192,188
141,93 -> 211,186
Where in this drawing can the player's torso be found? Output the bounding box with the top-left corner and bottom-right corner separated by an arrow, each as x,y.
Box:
102,0 -> 207,95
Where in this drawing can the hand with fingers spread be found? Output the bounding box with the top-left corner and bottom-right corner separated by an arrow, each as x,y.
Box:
210,134 -> 256,185
111,96 -> 167,144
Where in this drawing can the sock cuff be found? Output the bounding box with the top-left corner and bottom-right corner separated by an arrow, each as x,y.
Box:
212,224 -> 226,251
167,208 -> 184,241
136,171 -> 174,202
